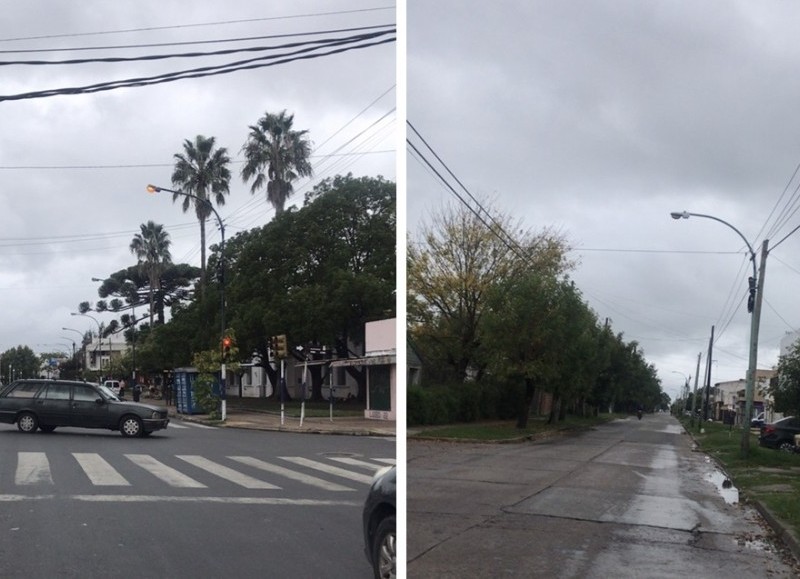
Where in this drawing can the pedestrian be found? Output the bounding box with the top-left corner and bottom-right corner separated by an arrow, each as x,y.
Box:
133,382 -> 141,402
119,379 -> 126,399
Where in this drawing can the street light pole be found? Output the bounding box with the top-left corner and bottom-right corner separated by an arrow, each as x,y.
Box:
671,370 -> 691,423
670,211 -> 764,456
71,312 -> 104,377
146,184 -> 227,420
62,326 -> 85,378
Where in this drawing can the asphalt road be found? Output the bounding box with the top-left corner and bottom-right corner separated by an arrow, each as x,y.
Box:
0,419 -> 395,578
408,413 -> 800,578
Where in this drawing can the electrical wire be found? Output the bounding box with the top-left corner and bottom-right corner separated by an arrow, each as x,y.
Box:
0,32 -> 395,102
0,6 -> 395,44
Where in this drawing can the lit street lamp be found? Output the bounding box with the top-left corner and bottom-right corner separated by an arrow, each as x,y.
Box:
146,184 -> 227,420
670,210 -> 766,456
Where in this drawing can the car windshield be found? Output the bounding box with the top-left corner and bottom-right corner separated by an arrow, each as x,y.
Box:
97,384 -> 121,401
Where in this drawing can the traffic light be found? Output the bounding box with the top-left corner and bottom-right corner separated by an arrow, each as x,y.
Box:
222,336 -> 232,361
275,334 -> 288,359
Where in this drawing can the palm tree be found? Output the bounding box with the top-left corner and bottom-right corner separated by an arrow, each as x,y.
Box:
171,135 -> 231,287
129,221 -> 172,327
241,110 -> 313,215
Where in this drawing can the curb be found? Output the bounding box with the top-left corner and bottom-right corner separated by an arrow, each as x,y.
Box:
681,421 -> 800,563
750,498 -> 800,563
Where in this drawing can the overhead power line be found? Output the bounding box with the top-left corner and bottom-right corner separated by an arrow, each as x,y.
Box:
0,30 -> 395,102
0,6 -> 395,44
407,120 -> 529,263
0,25 -> 395,61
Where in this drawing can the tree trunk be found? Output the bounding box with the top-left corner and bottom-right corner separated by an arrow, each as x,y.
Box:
516,378 -> 535,429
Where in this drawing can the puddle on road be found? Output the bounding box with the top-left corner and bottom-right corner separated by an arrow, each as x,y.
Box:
704,469 -> 739,505
658,424 -> 683,435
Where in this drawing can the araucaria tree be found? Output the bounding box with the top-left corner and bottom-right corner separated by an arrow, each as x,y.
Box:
170,135 -> 231,289
129,221 -> 172,327
240,110 -> 313,216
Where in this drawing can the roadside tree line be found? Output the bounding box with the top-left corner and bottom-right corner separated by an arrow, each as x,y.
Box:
68,173 -> 395,403
407,199 -> 664,428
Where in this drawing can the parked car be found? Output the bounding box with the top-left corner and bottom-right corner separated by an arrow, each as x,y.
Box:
0,379 -> 169,437
751,412 -> 765,429
103,380 -> 122,396
363,465 -> 396,579
759,416 -> 800,451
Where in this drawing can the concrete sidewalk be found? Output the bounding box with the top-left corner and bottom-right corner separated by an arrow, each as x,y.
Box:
153,400 -> 395,437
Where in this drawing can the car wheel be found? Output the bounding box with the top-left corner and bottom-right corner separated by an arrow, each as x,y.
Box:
39,425 -> 57,433
372,515 -> 395,579
17,412 -> 39,433
120,416 -> 143,438
779,441 -> 796,453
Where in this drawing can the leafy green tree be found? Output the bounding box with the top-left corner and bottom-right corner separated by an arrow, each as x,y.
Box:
772,338 -> 800,417
241,110 -> 313,215
170,135 -> 232,288
408,197 -> 573,383
225,174 -> 395,400
1,346 -> 40,382
129,221 -> 172,327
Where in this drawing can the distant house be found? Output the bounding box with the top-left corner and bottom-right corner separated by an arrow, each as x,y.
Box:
713,369 -> 776,424
330,318 -> 397,420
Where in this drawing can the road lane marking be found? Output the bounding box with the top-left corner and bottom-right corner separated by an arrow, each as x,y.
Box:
125,454 -> 206,488
278,457 -> 373,484
228,456 -> 355,492
16,452 -> 53,485
72,453 -> 130,486
176,455 -> 280,489
0,494 -> 359,505
327,457 -> 393,471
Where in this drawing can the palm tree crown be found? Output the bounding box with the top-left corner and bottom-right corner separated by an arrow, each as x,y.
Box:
171,135 -> 231,287
129,221 -> 172,327
241,110 -> 313,215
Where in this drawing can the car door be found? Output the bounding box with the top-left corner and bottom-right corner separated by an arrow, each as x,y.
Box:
38,382 -> 72,426
70,383 -> 110,428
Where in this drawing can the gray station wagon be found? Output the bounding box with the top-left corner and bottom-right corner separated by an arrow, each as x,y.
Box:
0,379 -> 169,437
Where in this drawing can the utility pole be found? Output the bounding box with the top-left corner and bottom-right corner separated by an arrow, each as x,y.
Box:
703,326 -> 715,423
691,351 -> 702,428
742,240 -> 769,456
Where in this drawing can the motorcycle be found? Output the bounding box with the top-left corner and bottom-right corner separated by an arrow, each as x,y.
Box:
637,409 -> 642,420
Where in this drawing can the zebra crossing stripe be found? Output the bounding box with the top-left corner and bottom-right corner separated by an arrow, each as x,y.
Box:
125,454 -> 206,488
374,458 -> 396,465
327,456 -> 393,471
176,456 -> 280,489
16,452 -> 53,485
278,457 -> 374,484
229,456 -> 355,492
72,453 -> 130,486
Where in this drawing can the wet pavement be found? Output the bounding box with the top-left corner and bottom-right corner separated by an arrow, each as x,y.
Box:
408,413 -> 800,578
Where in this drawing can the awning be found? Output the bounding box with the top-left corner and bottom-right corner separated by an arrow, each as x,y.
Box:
329,355 -> 396,367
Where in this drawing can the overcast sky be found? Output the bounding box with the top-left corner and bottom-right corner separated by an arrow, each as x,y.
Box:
1,1 -> 395,364
407,1 -> 800,403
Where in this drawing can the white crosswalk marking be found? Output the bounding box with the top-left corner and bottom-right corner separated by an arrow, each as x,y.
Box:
176,456 -> 280,489
278,456 -> 374,484
229,456 -> 355,492
73,453 -> 130,486
125,454 -> 206,488
16,452 -> 53,485
327,456 -> 391,471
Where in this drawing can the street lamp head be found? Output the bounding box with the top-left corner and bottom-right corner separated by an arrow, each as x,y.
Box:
146,184 -> 161,194
670,211 -> 690,220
